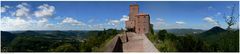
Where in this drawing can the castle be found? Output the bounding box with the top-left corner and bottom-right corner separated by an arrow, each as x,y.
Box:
125,4 -> 150,34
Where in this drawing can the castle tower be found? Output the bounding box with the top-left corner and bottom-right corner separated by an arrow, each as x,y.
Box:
129,4 -> 139,21
125,3 -> 139,31
125,3 -> 150,34
135,13 -> 150,34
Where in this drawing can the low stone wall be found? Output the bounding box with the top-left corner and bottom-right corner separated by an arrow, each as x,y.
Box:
104,34 -> 123,52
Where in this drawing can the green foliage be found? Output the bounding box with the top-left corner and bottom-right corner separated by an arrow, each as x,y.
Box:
157,39 -> 177,52
1,31 -> 16,52
148,28 -> 239,52
9,36 -> 52,52
148,29 -> 178,52
157,30 -> 168,40
2,27 -> 238,52
156,30 -> 178,52
147,33 -> 158,43
147,24 -> 157,43
50,43 -> 77,52
149,24 -> 154,35
198,29 -> 239,52
2,29 -> 120,52
176,35 -> 209,52
83,29 -> 119,52
209,30 -> 239,52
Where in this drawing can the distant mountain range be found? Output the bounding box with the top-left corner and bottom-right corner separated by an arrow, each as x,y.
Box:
154,28 -> 205,36
6,30 -> 91,36
1,30 -> 91,42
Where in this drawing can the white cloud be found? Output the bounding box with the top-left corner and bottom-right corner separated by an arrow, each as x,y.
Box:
87,24 -> 105,30
153,18 -> 166,29
34,4 -> 55,18
46,24 -> 55,28
36,18 -> 48,26
216,12 -> 222,16
176,21 -> 185,25
60,17 -> 85,26
174,21 -> 186,28
88,19 -> 94,23
227,6 -> 232,9
1,3 -> 59,31
120,15 -> 129,21
1,5 -> 10,13
203,17 -> 219,26
156,18 -> 165,23
14,3 -> 30,17
104,15 -> 129,28
217,12 -> 222,15
208,6 -> 214,9
153,18 -> 189,29
0,16 -> 31,30
155,18 -> 165,26
0,16 -> 57,30
108,19 -> 120,26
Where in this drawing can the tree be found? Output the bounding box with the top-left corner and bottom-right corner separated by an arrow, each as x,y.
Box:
51,43 -> 77,52
157,30 -> 168,40
149,24 -> 154,35
223,4 -> 238,30
158,39 -> 177,52
176,35 -> 209,52
215,30 -> 239,52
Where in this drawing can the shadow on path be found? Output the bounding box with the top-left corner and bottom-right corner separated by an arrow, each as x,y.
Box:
113,37 -> 123,52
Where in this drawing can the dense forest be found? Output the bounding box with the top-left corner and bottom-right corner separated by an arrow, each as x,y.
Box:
1,29 -> 120,52
147,26 -> 239,52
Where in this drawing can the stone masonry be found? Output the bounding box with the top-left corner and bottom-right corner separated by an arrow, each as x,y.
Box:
125,3 -> 150,34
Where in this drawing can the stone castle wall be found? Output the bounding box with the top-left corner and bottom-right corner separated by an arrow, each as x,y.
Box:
125,4 -> 150,34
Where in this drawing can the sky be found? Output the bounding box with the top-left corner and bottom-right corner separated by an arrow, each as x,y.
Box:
0,1 -> 239,31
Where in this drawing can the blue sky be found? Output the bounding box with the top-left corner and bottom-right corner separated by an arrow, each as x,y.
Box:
0,1 -> 239,31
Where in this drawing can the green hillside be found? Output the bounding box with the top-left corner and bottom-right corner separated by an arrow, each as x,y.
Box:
148,26 -> 239,52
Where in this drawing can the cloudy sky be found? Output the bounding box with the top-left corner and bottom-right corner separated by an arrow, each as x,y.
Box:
0,1 -> 239,31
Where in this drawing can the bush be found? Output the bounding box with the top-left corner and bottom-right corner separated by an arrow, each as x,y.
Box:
51,43 -> 77,52
157,39 -> 177,52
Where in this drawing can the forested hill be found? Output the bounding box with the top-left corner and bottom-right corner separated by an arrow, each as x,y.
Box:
1,31 -> 16,48
148,26 -> 239,52
199,26 -> 226,36
197,26 -> 239,52
1,29 -> 120,52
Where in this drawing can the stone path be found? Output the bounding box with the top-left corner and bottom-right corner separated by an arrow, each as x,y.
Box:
121,32 -> 159,52
104,32 -> 159,52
